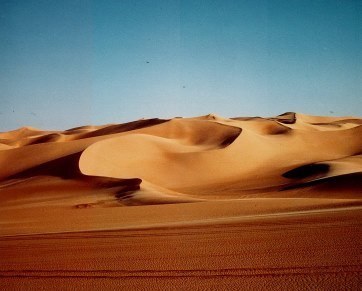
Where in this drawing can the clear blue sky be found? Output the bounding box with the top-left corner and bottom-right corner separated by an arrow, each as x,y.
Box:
1,0 -> 361,130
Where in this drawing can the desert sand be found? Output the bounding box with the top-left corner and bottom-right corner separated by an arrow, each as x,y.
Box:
0,112 -> 361,290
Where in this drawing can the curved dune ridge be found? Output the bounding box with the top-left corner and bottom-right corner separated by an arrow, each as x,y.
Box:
0,112 -> 361,208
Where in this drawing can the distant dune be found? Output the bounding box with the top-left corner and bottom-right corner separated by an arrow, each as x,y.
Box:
0,113 -> 361,290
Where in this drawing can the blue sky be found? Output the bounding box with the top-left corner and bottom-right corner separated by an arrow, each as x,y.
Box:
1,0 -> 361,130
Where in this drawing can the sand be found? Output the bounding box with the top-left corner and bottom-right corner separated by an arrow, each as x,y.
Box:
0,112 -> 361,290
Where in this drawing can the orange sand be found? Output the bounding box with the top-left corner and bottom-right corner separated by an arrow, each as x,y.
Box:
0,112 -> 361,290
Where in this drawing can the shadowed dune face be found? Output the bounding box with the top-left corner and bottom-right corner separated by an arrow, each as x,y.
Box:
272,112 -> 296,124
232,112 -> 296,125
79,118 -> 168,139
25,133 -> 65,146
283,163 -> 331,179
282,172 -> 362,192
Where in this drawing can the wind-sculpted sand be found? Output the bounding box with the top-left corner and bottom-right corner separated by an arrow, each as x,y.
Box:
0,113 -> 361,290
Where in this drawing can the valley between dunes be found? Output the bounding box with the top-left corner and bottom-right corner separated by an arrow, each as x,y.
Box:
0,112 -> 361,290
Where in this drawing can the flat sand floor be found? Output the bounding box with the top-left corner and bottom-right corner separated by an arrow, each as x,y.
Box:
0,204 -> 360,290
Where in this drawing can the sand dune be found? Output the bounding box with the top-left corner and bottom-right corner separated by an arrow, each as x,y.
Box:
0,113 -> 361,290
0,111 -> 361,224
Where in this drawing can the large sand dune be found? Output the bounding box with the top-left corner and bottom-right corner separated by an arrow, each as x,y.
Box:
0,113 -> 361,290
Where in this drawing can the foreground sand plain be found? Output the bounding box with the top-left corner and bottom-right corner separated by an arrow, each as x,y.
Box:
0,112 -> 361,290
